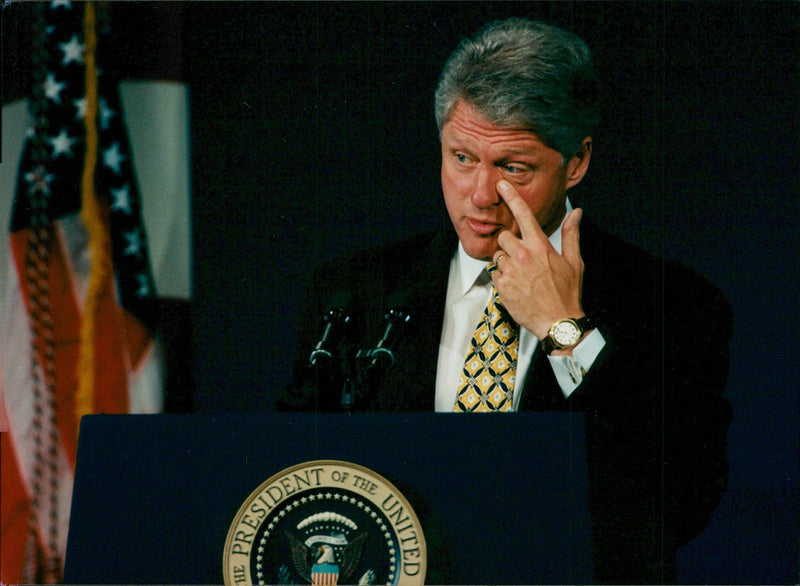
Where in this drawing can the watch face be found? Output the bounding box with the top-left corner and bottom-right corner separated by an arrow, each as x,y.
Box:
552,320 -> 580,346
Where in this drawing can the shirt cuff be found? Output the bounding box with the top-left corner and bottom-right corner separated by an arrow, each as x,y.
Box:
547,328 -> 606,398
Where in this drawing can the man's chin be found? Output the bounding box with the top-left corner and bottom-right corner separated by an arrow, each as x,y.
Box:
461,239 -> 497,262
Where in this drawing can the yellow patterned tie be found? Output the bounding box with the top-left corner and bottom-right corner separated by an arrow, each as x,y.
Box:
454,266 -> 519,412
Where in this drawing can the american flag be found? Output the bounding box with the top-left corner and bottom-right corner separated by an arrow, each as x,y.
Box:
1,2 -> 163,582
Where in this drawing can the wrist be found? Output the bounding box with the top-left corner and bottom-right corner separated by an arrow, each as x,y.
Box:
541,315 -> 594,354
548,330 -> 592,356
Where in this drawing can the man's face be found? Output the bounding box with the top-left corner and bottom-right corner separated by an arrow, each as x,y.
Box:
440,101 -> 581,261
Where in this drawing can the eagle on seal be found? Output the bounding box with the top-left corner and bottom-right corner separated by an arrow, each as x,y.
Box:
285,530 -> 368,585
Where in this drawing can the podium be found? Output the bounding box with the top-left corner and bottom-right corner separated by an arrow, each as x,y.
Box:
64,412 -> 592,584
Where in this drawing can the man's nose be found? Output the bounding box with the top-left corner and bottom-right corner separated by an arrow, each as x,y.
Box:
470,166 -> 501,208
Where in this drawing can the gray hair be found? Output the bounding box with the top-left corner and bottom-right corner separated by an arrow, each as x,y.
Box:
434,18 -> 600,159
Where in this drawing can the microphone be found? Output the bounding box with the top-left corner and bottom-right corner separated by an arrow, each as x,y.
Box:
367,290 -> 416,371
308,292 -> 356,367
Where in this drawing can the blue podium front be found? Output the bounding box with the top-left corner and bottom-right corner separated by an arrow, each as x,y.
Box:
64,412 -> 591,584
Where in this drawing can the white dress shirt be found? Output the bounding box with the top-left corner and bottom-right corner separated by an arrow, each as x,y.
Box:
434,200 -> 606,412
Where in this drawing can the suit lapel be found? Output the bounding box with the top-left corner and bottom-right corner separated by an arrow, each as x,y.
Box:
574,218 -> 609,319
378,229 -> 457,411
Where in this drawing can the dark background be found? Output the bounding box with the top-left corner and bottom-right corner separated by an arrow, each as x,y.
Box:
4,1 -> 798,583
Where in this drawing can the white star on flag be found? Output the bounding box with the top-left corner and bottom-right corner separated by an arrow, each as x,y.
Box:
74,96 -> 87,120
43,72 -> 67,104
59,34 -> 84,66
49,128 -> 77,158
111,184 -> 132,214
103,142 -> 125,174
135,273 -> 151,297
99,98 -> 115,130
123,227 -> 143,257
24,166 -> 55,196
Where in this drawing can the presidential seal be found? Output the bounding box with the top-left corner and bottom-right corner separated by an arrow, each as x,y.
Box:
223,460 -> 426,586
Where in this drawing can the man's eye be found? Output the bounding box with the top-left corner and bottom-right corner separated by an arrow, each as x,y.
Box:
504,164 -> 525,174
455,153 -> 470,164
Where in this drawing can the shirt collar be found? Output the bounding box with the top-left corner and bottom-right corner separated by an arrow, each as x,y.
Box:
455,198 -> 573,296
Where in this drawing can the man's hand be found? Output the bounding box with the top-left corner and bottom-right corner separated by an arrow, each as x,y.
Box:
492,180 -> 585,341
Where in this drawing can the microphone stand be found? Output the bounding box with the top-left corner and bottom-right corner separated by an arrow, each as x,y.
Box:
336,325 -> 359,413
306,299 -> 358,412
340,378 -> 356,412
351,306 -> 412,410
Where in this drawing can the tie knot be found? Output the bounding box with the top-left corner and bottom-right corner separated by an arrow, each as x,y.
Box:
487,286 -> 518,330
482,263 -> 514,325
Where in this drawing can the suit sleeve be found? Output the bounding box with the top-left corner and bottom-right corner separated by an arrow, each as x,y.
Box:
567,259 -> 733,581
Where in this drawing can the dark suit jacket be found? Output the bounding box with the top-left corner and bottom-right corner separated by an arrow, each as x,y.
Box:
279,217 -> 733,584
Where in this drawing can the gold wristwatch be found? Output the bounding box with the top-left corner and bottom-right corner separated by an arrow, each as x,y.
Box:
541,316 -> 594,354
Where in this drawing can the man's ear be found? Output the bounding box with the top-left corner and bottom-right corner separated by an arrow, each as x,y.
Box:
565,137 -> 592,189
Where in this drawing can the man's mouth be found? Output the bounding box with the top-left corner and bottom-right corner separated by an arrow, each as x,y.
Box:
466,217 -> 502,236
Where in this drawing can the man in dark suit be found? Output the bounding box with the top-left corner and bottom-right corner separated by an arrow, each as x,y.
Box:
280,18 -> 732,583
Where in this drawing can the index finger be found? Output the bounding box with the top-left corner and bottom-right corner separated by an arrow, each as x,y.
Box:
496,180 -> 549,244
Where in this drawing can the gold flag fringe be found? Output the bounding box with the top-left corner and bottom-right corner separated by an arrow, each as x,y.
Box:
76,2 -> 109,432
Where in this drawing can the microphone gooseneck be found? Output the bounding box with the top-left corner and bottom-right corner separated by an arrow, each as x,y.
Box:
308,292 -> 355,367
366,290 -> 417,371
